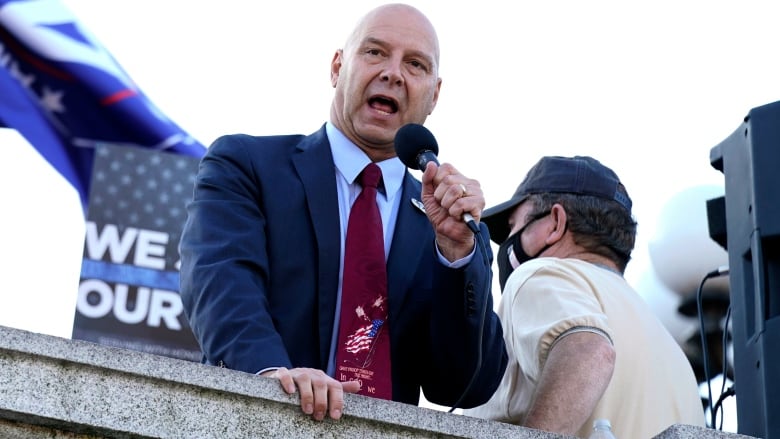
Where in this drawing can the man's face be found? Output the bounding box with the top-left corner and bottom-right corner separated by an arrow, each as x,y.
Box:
330,5 -> 441,161
505,201 -> 553,260
507,202 -> 536,238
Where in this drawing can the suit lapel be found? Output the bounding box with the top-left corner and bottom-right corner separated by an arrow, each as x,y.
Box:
291,126 -> 341,369
387,172 -> 430,321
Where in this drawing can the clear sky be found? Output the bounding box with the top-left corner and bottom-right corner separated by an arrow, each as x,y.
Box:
0,2 -> 776,424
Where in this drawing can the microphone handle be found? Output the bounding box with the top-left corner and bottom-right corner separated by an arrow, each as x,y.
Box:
416,150 -> 440,169
463,213 -> 479,234
416,152 -> 479,234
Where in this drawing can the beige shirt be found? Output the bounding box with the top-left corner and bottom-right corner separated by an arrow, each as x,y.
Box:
464,258 -> 705,439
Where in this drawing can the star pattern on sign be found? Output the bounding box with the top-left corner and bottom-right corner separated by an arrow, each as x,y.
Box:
7,61 -> 35,88
87,144 -> 200,270
3,52 -> 66,116
39,86 -> 66,113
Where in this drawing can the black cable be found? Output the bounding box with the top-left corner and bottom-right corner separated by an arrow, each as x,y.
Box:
714,385 -> 736,430
713,305 -> 732,429
696,265 -> 729,428
448,225 -> 491,413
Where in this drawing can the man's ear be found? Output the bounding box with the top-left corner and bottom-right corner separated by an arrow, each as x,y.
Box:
546,204 -> 568,244
330,49 -> 343,87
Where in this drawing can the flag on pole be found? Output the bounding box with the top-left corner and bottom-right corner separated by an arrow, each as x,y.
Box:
0,0 -> 207,212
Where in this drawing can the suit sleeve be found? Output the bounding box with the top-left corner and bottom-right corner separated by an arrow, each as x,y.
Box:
422,222 -> 508,408
178,135 -> 291,374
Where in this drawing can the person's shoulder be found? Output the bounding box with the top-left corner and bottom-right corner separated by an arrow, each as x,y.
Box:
210,132 -> 307,148
519,257 -> 602,276
515,257 -> 568,276
206,127 -> 327,158
509,258 -> 589,291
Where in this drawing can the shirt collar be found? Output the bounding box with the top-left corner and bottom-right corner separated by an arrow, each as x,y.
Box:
326,122 -> 405,198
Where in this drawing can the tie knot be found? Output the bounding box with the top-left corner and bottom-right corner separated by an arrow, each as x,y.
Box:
360,163 -> 382,189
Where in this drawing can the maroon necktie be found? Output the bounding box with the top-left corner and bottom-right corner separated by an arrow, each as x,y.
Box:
335,163 -> 392,400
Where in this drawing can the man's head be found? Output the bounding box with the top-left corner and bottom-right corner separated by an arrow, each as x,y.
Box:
330,3 -> 442,162
484,155 -> 637,278
484,156 -> 632,242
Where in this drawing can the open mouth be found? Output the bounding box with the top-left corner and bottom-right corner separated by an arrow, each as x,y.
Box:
368,95 -> 398,114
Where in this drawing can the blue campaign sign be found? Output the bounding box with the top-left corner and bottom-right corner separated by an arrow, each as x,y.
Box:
73,144 -> 202,362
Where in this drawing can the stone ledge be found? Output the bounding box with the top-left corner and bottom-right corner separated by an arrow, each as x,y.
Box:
0,325 -> 753,439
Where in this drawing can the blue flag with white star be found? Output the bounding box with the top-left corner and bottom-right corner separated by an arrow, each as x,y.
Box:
0,0 -> 206,212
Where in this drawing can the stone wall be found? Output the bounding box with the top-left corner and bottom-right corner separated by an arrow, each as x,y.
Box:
0,325 -> 754,439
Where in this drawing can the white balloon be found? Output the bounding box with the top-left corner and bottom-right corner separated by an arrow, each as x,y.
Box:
648,185 -> 729,298
635,267 -> 699,345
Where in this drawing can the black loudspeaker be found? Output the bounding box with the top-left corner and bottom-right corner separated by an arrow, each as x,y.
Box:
710,100 -> 780,438
707,196 -> 728,251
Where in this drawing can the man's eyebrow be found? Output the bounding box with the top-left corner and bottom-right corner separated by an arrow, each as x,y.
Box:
361,37 -> 385,47
361,37 -> 435,66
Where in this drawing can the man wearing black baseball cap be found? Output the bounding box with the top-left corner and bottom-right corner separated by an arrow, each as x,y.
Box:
464,156 -> 705,438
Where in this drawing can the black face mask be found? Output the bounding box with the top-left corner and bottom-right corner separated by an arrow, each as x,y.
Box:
497,211 -> 551,291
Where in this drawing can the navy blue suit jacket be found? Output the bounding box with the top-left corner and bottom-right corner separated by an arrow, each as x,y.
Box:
179,125 -> 507,407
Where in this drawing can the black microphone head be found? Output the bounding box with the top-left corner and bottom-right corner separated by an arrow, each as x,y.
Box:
394,123 -> 439,170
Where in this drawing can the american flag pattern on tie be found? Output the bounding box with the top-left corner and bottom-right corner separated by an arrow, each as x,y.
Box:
335,163 -> 392,400
344,306 -> 386,360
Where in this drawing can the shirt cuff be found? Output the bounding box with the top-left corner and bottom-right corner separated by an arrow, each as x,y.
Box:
256,367 -> 279,376
435,241 -> 476,268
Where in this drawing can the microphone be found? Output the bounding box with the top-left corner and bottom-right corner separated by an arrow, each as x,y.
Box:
394,123 -> 478,233
394,123 -> 441,170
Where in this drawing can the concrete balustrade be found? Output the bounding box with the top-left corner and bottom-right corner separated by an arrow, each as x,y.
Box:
0,325 -> 754,439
